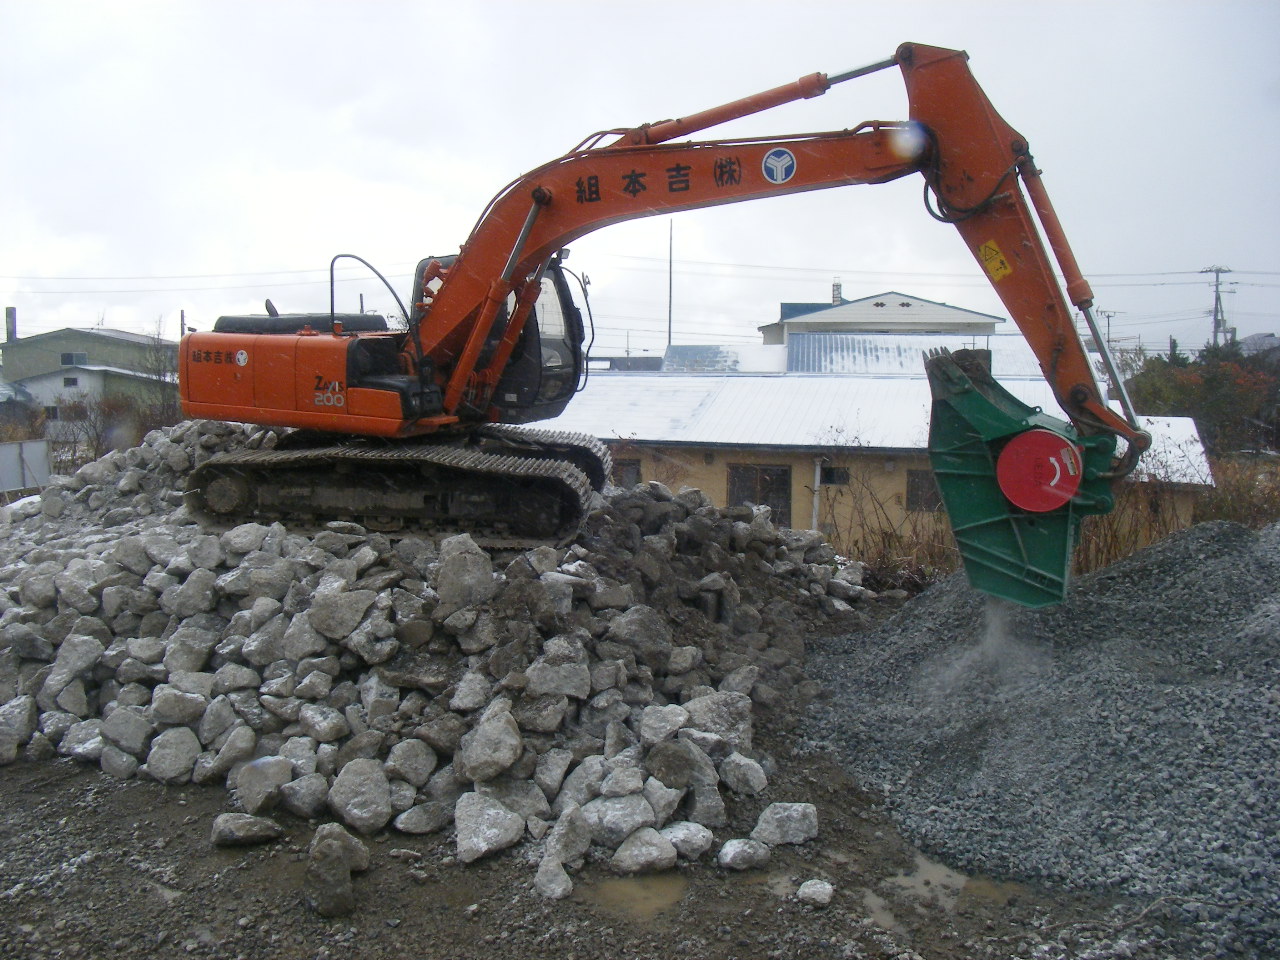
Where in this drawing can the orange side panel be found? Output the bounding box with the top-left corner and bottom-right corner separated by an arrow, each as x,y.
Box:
181,333 -> 256,408
181,330 -> 427,437
345,387 -> 404,420
293,336 -> 350,416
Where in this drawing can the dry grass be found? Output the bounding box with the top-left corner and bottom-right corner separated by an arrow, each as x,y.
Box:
831,452 -> 1280,592
818,479 -> 961,592
1192,455 -> 1280,528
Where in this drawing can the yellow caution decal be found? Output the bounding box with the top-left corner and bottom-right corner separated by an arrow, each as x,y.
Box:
979,241 -> 1012,282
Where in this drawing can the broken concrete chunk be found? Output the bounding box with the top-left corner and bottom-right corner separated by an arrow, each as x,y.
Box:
719,752 -> 769,795
306,837 -> 357,917
797,878 -> 835,905
579,794 -> 656,849
211,812 -> 283,847
610,826 -> 677,874
143,726 -> 201,784
235,755 -> 295,814
393,801 -> 453,835
750,802 -> 818,846
454,791 -> 524,864
327,757 -> 393,834
659,821 -> 715,860
717,838 -> 771,870
534,855 -> 573,899
455,712 -> 523,783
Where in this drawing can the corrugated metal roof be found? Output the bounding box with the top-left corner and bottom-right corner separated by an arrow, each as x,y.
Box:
546,372 -> 1211,485
0,327 -> 176,349
785,332 -> 1061,376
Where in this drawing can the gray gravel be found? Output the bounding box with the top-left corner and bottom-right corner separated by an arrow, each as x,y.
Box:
801,520 -> 1280,959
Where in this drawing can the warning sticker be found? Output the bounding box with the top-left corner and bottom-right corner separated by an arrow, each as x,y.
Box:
979,241 -> 1012,282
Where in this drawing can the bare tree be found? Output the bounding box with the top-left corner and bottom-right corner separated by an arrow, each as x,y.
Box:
136,315 -> 181,431
48,391 -> 148,469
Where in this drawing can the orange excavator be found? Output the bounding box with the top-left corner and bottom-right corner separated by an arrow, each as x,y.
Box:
179,43 -> 1149,606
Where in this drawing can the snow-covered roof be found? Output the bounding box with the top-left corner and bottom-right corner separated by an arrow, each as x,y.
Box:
661,344 -> 787,373
547,372 -> 1211,486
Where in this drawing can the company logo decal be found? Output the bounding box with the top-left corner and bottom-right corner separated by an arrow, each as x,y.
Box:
761,148 -> 797,184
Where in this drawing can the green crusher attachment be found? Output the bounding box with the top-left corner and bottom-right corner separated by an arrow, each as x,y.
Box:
925,349 -> 1116,608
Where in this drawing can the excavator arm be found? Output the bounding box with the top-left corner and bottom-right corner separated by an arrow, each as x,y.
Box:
404,42 -> 1150,607
419,43 -> 1147,457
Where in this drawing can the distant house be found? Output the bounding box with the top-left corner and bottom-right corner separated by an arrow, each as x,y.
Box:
1237,332 -> 1280,361
0,327 -> 178,458
758,289 -> 1004,343
545,290 -> 1212,557
0,327 -> 178,426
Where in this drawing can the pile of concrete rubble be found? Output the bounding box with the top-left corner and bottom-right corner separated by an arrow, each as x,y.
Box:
0,420 -> 870,913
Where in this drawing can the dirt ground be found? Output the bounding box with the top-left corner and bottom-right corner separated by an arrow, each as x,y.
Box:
0,702 -> 1178,960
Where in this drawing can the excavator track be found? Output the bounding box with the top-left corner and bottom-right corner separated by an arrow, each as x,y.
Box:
185,426 -> 609,547
474,424 -> 612,492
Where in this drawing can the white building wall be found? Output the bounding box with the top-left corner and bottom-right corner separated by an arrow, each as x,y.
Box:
20,368 -> 107,410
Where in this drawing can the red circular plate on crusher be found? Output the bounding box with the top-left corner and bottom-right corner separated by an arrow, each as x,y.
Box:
996,428 -> 1084,512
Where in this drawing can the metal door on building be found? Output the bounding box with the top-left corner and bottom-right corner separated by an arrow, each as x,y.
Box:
727,463 -> 791,527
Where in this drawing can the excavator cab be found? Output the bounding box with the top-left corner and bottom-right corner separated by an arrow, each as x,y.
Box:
489,260 -> 587,424
409,255 -> 587,426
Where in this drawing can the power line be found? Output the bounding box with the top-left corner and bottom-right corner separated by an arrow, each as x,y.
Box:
9,256 -> 1279,288
3,274 -> 417,296
0,263 -> 422,282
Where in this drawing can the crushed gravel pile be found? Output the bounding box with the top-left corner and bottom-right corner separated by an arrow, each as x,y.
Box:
802,520 -> 1280,959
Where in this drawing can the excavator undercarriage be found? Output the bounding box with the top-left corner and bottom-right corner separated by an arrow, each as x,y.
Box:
185,425 -> 611,547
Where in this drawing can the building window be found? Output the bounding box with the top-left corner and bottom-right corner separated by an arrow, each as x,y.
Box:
60,352 -> 88,366
612,459 -> 641,488
63,376 -> 79,388
43,405 -> 59,421
728,463 -> 791,527
819,465 -> 850,485
906,468 -> 943,512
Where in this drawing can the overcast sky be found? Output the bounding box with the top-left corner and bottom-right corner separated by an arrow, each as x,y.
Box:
3,1 -> 1278,360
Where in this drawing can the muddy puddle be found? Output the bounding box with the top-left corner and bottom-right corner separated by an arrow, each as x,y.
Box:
862,850 -> 1029,932
577,873 -> 690,919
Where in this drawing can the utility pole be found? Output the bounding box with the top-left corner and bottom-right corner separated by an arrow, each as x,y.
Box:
666,220 -> 673,348
1098,309 -> 1123,349
1201,265 -> 1231,347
